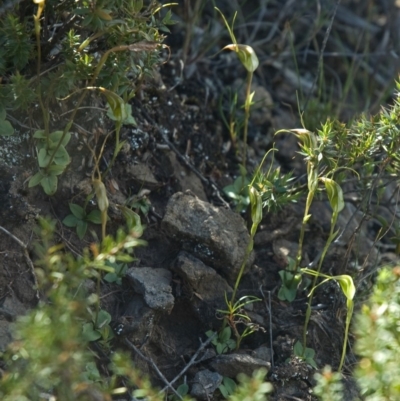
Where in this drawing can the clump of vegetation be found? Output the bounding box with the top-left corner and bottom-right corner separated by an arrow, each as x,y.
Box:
1,0 -> 174,195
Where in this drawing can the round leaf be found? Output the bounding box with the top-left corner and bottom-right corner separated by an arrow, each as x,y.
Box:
86,209 -> 102,224
76,220 -> 88,239
53,145 -> 70,166
40,174 -> 58,195
38,147 -> 51,168
49,131 -> 71,147
62,214 -> 79,227
69,203 -> 85,219
29,171 -> 44,187
0,119 -> 14,136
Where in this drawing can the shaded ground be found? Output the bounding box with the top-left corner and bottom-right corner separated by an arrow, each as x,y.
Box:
1,1 -> 400,400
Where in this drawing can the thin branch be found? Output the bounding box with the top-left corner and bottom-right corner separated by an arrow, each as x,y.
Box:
123,338 -> 183,400
160,333 -> 217,394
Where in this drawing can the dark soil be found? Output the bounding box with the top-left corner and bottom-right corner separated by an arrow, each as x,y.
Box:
1,1 -> 400,400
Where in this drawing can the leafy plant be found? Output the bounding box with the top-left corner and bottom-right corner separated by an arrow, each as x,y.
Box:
313,365 -> 344,401
0,107 -> 14,136
62,202 -> 102,239
219,376 -> 237,398
103,261 -> 128,285
216,7 -> 259,170
223,173 -> 250,212
0,214 -> 146,400
215,185 -> 263,350
354,266 -> 400,399
228,368 -> 272,401
278,257 -> 302,303
253,167 -> 301,213
28,130 -> 72,195
301,177 -> 345,361
293,340 -> 317,369
168,383 -> 189,401
1,0 -> 174,196
82,308 -> 114,346
206,326 -> 236,355
301,268 -> 355,371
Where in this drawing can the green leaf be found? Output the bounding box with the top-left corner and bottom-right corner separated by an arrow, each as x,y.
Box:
176,383 -> 189,397
53,145 -> 70,166
86,209 -> 102,224
103,272 -> 118,283
293,340 -> 303,356
29,171 -> 44,187
216,343 -> 224,354
82,322 -> 101,342
69,203 -> 85,219
76,220 -> 87,239
62,214 -> 79,227
49,131 -> 71,147
0,119 -> 14,136
0,108 -> 6,120
95,309 -> 112,328
33,130 -> 46,139
220,326 -> 231,343
47,164 -> 66,176
219,384 -> 229,398
40,174 -> 58,195
38,147 -> 51,168
222,377 -> 236,394
304,347 -> 315,359
132,0 -> 143,12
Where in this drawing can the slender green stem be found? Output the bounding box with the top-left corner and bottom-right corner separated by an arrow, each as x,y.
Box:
338,302 -> 353,371
301,221 -> 334,352
242,70 -> 253,169
33,7 -> 49,141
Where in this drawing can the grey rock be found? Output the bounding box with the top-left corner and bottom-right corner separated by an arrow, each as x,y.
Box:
172,252 -> 233,325
251,346 -> 272,363
210,353 -> 270,379
173,251 -> 232,302
190,369 -> 223,400
126,267 -> 174,313
116,295 -> 156,342
162,191 -> 254,283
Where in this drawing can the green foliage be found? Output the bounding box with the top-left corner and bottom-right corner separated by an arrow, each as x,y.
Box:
28,130 -> 72,195
228,368 -> 272,401
206,327 -> 236,355
0,213 -> 148,399
0,0 -> 173,109
313,366 -> 344,401
168,383 -> 190,401
103,261 -> 128,285
0,107 -> 14,136
63,202 -> 102,239
354,267 -> 400,400
1,0 -> 173,195
0,13 -> 33,75
293,340 -> 317,369
216,7 -> 259,169
301,269 -> 355,371
277,257 -> 302,302
219,376 -> 237,398
223,174 -> 250,212
252,167 -> 300,213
